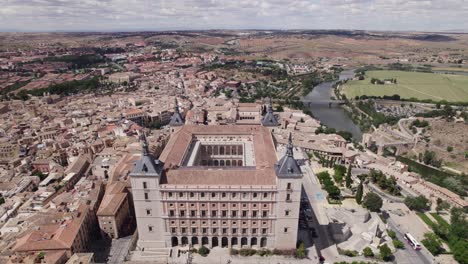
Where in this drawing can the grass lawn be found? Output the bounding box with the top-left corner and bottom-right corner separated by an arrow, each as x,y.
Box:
430,213 -> 450,229
417,212 -> 436,228
343,70 -> 468,102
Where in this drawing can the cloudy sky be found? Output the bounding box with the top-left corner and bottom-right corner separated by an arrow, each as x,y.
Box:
1,0 -> 467,32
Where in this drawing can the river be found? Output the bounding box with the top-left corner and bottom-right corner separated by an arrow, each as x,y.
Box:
302,69 -> 363,141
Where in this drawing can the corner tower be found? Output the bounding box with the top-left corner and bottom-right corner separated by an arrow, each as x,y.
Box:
274,133 -> 303,249
261,97 -> 279,127
130,134 -> 166,249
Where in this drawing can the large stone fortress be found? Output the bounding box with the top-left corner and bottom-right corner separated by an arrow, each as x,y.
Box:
130,124 -> 303,250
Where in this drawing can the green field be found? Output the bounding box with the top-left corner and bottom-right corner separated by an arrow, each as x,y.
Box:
344,70 -> 468,102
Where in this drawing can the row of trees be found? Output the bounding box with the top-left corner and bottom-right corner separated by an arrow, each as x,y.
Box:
418,150 -> 443,168
411,119 -> 429,128
316,171 -> 341,200
368,169 -> 401,196
15,77 -> 101,100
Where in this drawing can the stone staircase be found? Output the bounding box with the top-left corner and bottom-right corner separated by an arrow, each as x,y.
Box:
130,248 -> 173,263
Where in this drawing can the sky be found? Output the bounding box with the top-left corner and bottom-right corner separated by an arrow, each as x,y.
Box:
1,0 -> 468,32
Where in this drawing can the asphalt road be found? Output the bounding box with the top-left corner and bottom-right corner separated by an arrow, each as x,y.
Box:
300,161 -> 341,263
386,215 -> 433,264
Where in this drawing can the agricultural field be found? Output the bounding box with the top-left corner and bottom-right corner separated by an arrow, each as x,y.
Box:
343,70 -> 468,102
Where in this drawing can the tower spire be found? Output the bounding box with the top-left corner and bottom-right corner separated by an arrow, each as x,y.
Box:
174,98 -> 179,114
140,132 -> 149,156
286,133 -> 294,157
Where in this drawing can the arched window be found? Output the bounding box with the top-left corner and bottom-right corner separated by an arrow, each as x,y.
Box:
220,160 -> 225,166
214,160 -> 219,166
226,160 -> 231,166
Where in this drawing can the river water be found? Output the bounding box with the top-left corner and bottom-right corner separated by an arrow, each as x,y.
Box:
302,69 -> 363,141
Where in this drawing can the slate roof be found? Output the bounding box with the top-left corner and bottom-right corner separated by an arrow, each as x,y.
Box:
169,98 -> 184,127
275,133 -> 302,178
261,98 -> 279,127
130,135 -> 163,177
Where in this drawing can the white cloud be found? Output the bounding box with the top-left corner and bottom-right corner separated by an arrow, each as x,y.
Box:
0,0 -> 467,31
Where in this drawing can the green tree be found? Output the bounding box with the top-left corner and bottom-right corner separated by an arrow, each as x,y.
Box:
345,164 -> 352,188
447,146 -> 453,152
363,192 -> 383,212
363,247 -> 374,257
435,198 -> 450,213
387,230 -> 396,239
295,242 -> 307,259
405,195 -> 431,212
356,181 -> 363,204
421,232 -> 444,256
379,244 -> 393,261
393,239 -> 405,249
198,246 -> 210,256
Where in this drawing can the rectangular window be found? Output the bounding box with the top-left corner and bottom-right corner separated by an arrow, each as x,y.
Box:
232,211 -> 237,217
287,182 -> 292,190
191,210 -> 196,217
232,193 -> 236,198
146,209 -> 151,216
253,193 -> 257,198
263,193 -> 268,198
212,228 -> 217,234
211,192 -> 216,198
143,182 -> 147,189
262,228 -> 267,234
284,227 -> 288,233
180,211 -> 185,217
232,228 -> 237,234
171,227 -> 176,233
179,192 -> 183,197
202,228 -> 207,234
222,228 -> 227,234
201,192 -> 205,198
169,192 -> 173,197
144,192 -> 149,200
252,211 -> 257,217
286,194 -> 291,202
212,210 -> 217,217
148,225 -> 154,232
242,228 -> 247,234
242,211 -> 247,217
262,211 -> 268,217
181,228 -> 187,234
222,192 -> 226,198
190,192 -> 194,197
222,210 -> 227,217
169,210 -> 175,217
201,210 -> 206,217
285,210 -> 290,216
252,228 -> 257,234
192,228 -> 197,234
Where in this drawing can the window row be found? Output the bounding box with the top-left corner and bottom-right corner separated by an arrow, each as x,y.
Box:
169,227 -> 269,235
169,220 -> 269,227
164,191 -> 273,199
167,210 -> 270,218
167,202 -> 271,209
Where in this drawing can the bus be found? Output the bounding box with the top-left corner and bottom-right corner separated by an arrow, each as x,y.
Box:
404,233 -> 422,250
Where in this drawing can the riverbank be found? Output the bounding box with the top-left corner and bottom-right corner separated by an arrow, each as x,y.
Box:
302,70 -> 363,141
